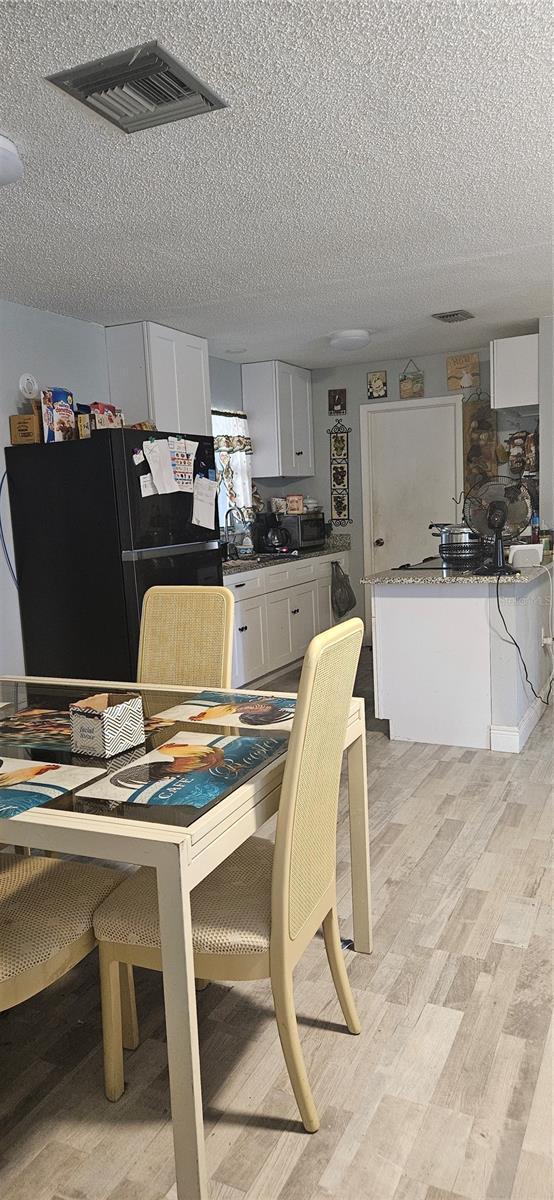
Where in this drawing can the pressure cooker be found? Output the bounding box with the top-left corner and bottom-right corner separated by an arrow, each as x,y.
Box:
428,522 -> 483,564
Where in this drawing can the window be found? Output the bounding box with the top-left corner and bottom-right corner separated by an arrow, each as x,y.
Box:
212,409 -> 253,530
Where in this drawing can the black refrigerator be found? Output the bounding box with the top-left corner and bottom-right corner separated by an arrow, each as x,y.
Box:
6,428 -> 222,680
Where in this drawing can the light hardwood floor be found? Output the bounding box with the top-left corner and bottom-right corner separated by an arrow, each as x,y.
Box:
1,665 -> 552,1200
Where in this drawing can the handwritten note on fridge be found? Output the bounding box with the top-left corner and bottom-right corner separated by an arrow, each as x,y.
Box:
192,476 -> 217,529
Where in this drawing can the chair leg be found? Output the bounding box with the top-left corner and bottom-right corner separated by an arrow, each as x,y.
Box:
119,963 -> 140,1051
98,944 -> 125,1102
271,970 -> 320,1133
322,907 -> 361,1035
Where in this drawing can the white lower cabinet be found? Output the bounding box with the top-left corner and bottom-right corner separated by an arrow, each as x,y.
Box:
228,552 -> 350,687
316,577 -> 332,633
232,596 -> 269,688
290,581 -> 318,658
266,590 -> 294,669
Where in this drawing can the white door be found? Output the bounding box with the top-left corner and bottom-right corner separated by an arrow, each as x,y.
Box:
291,581 -> 318,658
146,323 -> 211,436
232,596 -> 269,687
361,395 -> 463,604
266,590 -> 294,670
291,369 -> 314,475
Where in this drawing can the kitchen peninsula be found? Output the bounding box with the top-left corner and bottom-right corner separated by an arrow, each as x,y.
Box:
364,562 -> 553,752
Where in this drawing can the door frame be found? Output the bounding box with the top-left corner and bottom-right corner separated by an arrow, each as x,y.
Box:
360,394 -> 464,630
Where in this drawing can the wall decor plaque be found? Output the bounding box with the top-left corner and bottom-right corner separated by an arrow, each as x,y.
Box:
447,351 -> 480,392
367,371 -> 387,400
399,359 -> 424,399
328,388 -> 347,415
327,418 -> 353,526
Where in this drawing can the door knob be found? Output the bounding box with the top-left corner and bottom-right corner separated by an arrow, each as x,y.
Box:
374,537 -> 384,547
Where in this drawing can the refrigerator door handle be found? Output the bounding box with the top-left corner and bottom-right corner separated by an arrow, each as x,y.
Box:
121,541 -> 220,562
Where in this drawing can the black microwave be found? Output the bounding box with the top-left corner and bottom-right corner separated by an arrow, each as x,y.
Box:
278,512 -> 326,550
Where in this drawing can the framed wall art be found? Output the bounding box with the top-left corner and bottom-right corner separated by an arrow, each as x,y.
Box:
327,418 -> 353,525
399,359 -> 424,399
367,371 -> 387,400
328,388 -> 347,415
447,352 -> 480,392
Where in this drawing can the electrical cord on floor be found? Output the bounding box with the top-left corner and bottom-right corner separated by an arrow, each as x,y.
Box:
495,570 -> 553,706
0,471 -> 18,589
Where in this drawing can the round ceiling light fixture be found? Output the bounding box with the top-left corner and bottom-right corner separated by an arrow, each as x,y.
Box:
0,135 -> 23,186
328,328 -> 371,351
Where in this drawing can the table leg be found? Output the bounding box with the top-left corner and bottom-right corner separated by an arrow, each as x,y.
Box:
157,843 -> 208,1200
346,711 -> 373,954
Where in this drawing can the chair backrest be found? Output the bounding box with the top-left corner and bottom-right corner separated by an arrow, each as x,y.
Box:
137,586 -> 235,688
271,619 -> 363,955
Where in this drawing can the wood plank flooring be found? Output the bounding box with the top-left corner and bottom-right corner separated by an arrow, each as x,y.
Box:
1,658 -> 552,1200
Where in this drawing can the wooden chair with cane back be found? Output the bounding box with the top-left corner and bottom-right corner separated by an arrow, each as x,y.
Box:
137,585 -> 234,689
93,618 -> 364,1130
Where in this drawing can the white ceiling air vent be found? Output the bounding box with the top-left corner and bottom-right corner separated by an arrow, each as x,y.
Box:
431,310 -> 475,323
47,41 -> 226,133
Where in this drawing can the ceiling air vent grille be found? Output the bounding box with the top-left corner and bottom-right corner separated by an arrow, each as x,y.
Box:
47,41 -> 226,133
431,310 -> 475,323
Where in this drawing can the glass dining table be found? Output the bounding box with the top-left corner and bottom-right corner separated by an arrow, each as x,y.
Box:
0,673 -> 372,1200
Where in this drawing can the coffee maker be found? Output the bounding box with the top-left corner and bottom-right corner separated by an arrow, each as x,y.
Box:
252,512 -> 291,554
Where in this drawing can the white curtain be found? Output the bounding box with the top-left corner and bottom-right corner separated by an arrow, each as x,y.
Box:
212,410 -> 253,527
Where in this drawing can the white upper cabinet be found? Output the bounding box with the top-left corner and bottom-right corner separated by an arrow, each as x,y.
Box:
241,360 -> 314,477
490,333 -> 539,409
106,322 -> 211,435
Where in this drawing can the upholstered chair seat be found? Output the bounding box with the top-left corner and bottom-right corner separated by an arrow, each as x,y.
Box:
0,853 -> 123,1010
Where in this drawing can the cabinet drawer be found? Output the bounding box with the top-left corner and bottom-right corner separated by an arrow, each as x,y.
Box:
293,561 -> 315,584
313,553 -> 347,580
264,563 -> 294,592
224,571 -> 264,601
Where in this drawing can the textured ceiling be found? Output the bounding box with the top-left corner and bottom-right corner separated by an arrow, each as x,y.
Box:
0,0 -> 552,366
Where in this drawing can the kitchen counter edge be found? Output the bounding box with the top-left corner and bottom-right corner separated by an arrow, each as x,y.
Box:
223,543 -> 349,576
362,561 -> 553,586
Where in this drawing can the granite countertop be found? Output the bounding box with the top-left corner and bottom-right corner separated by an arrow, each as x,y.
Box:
362,561 -> 553,587
223,537 -> 350,575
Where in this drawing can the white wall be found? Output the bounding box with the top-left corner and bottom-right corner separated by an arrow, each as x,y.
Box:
0,299 -> 109,673
254,347 -> 490,618
538,315 -> 553,528
208,356 -> 242,411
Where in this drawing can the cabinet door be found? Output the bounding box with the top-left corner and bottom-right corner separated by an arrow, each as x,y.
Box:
276,363 -> 296,475
291,368 -> 314,475
316,578 -> 333,633
266,590 -> 294,670
232,596 -> 269,687
290,581 -> 318,658
146,323 -> 211,435
491,333 -> 539,408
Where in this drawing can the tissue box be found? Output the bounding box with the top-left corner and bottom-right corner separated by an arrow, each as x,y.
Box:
69,693 -> 145,758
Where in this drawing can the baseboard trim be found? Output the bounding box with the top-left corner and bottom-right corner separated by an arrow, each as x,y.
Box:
490,682 -> 550,753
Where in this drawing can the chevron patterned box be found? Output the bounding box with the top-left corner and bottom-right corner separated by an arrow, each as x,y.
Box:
69,693 -> 145,758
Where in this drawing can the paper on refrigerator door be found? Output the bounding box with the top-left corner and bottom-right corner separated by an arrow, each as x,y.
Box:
143,439 -> 179,494
140,472 -> 157,498
192,476 -> 217,528
169,436 -> 197,492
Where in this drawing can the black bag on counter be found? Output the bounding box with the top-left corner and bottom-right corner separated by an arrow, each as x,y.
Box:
331,561 -> 357,619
